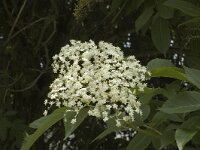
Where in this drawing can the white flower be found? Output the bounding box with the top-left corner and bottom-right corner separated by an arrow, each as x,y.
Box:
71,118 -> 76,124
44,40 -> 150,126
116,120 -> 121,127
43,110 -> 48,116
44,99 -> 48,105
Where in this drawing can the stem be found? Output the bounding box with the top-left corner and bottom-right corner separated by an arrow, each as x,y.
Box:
124,122 -> 161,139
143,124 -> 162,136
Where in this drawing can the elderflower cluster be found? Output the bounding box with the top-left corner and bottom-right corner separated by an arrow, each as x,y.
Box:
44,40 -> 150,127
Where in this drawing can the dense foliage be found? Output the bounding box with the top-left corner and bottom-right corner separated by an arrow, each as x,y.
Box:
0,0 -> 200,150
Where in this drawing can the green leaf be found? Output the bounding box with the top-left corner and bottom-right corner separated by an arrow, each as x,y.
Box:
141,105 -> 150,120
63,107 -> 88,138
160,91 -> 200,114
162,81 -> 183,99
21,107 -> 66,150
106,117 -> 117,128
179,17 -> 200,26
152,137 -> 161,149
184,38 -> 200,70
135,0 -> 145,9
151,67 -> 188,81
175,128 -> 198,150
167,114 -> 184,123
127,133 -> 151,150
147,58 -> 174,71
125,0 -> 145,15
135,6 -> 154,32
166,124 -> 180,130
30,115 -> 52,129
180,116 -> 200,130
138,88 -> 163,98
184,66 -> 200,89
192,131 -> 200,147
164,0 -> 200,17
151,112 -> 183,127
151,112 -> 169,127
186,38 -> 200,69
157,3 -> 174,19
151,17 -> 170,53
92,126 -> 119,142
160,130 -> 175,149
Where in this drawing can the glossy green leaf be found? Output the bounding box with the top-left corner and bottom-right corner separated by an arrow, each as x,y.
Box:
160,91 -> 200,114
135,6 -> 154,32
175,128 -> 198,150
147,58 -> 174,71
127,133 -> 151,150
151,67 -> 188,81
63,107 -> 88,138
184,66 -> 200,89
21,107 -> 66,150
164,0 -> 200,17
151,17 -> 170,53
30,115 -> 52,129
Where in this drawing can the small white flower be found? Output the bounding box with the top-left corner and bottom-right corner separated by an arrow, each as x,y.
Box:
43,110 -> 48,116
44,99 -> 48,105
116,120 -> 121,127
71,118 -> 76,124
103,117 -> 109,122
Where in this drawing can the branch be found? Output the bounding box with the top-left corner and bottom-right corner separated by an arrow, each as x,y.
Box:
9,69 -> 48,93
4,17 -> 48,45
7,0 -> 27,39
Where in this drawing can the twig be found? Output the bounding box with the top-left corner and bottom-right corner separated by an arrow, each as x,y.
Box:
42,20 -> 56,46
7,0 -> 27,39
3,89 -> 8,103
2,0 -> 12,19
5,17 -> 48,45
0,73 -> 23,88
9,71 -> 45,92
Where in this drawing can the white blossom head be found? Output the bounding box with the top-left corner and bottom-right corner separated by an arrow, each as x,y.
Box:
44,40 -> 150,126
